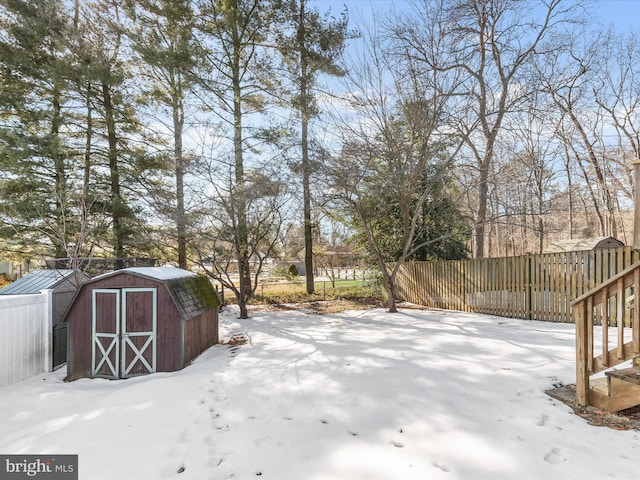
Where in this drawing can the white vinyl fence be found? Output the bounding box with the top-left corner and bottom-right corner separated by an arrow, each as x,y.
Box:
0,290 -> 53,387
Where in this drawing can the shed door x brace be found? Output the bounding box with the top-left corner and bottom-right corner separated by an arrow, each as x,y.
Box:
91,288 -> 157,379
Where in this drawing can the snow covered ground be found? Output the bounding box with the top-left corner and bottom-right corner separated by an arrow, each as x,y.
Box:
1,307 -> 639,480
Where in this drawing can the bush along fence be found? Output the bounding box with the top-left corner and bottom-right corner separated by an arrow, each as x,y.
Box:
393,247 -> 640,323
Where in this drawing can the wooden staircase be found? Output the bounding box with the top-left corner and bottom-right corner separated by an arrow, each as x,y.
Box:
572,261 -> 640,412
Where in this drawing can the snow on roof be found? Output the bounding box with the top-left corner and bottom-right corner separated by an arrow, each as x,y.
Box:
92,266 -> 196,281
124,267 -> 196,280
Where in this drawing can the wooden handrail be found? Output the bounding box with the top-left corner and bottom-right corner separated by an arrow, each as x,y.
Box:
571,261 -> 640,406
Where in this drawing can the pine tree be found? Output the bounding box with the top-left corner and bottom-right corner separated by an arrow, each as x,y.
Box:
198,0 -> 279,318
277,0 -> 349,294
0,0 -> 79,258
76,0 -> 148,260
124,0 -> 203,269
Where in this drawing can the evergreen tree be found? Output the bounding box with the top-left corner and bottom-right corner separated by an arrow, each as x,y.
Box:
0,0 -> 79,258
277,0 -> 349,294
76,0 -> 149,260
124,0 -> 203,269
197,0 -> 279,318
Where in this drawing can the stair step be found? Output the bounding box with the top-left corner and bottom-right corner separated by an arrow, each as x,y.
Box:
589,372 -> 640,412
606,367 -> 640,385
590,376 -> 609,395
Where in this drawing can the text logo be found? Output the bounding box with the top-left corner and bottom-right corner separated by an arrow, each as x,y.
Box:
0,456 -> 77,480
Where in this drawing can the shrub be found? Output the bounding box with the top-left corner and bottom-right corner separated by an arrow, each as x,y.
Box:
0,273 -> 12,289
285,264 -> 300,281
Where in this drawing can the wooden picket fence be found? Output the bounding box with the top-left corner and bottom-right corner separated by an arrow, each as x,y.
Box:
394,247 -> 640,322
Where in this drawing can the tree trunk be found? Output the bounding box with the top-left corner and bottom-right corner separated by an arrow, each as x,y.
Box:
232,35 -> 251,319
298,0 -> 315,295
102,81 -> 125,259
376,257 -> 398,313
174,95 -> 187,270
83,82 -> 92,199
384,278 -> 397,313
51,80 -> 67,258
302,113 -> 314,294
474,158 -> 490,258
238,292 -> 249,319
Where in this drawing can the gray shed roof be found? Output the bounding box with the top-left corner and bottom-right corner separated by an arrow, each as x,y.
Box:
0,269 -> 87,295
544,236 -> 625,253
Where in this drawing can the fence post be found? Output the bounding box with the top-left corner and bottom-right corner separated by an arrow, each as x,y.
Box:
41,289 -> 53,373
526,255 -> 532,320
462,260 -> 467,311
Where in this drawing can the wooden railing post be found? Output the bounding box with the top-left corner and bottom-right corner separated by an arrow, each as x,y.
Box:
635,268 -> 640,355
575,299 -> 590,406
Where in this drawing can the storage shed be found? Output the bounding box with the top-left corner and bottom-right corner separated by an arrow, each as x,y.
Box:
544,236 -> 625,253
64,267 -> 220,381
0,269 -> 89,369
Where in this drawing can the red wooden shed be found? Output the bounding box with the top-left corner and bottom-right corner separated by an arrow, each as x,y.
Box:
64,267 -> 220,381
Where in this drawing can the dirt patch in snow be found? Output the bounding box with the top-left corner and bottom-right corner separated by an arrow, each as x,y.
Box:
546,383 -> 640,431
248,298 -> 385,314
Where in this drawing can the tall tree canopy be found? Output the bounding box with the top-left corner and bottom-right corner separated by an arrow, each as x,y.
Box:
277,0 -> 349,294
1,0 -> 640,315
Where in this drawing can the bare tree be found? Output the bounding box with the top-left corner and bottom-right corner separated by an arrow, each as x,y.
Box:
593,30 -> 640,245
325,26 -> 465,312
538,28 -> 620,238
394,0 -> 577,257
189,157 -> 291,317
492,94 -> 562,254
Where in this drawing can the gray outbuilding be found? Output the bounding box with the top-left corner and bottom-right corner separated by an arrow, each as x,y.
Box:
0,269 -> 89,369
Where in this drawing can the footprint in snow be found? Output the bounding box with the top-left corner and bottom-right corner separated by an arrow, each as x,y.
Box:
544,447 -> 565,464
537,414 -> 549,426
320,419 -> 329,424
205,436 -> 218,447
347,431 -> 359,437
391,441 -> 404,448
214,423 -> 230,432
207,457 -> 224,468
433,462 -> 450,472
